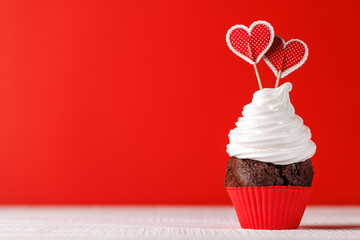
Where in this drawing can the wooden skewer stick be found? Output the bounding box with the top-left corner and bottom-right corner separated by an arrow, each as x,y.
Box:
275,70 -> 282,88
253,63 -> 262,90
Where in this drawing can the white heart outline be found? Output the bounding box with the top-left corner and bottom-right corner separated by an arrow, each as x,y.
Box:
226,20 -> 274,64
264,36 -> 309,78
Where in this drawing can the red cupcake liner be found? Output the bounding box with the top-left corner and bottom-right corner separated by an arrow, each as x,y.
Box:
226,186 -> 312,229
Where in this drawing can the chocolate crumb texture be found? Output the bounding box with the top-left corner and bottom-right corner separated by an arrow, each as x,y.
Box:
224,157 -> 314,187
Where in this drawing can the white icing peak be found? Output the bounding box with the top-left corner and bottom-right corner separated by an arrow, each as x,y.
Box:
226,82 -> 316,165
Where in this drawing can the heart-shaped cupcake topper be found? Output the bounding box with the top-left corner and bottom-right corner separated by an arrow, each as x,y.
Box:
264,35 -> 309,87
226,21 -> 274,90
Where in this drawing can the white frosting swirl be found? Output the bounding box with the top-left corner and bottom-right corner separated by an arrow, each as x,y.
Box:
226,82 -> 316,165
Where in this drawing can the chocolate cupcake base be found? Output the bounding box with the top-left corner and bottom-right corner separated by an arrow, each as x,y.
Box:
225,157 -> 314,187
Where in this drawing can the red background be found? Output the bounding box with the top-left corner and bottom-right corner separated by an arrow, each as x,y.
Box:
0,0 -> 359,205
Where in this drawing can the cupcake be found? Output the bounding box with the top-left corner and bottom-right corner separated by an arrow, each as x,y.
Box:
225,82 -> 316,229
224,20 -> 315,229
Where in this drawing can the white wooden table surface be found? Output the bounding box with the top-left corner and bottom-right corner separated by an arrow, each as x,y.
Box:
0,206 -> 359,240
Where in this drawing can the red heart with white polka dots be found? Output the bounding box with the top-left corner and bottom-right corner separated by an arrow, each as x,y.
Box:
264,36 -> 308,78
226,21 -> 274,64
